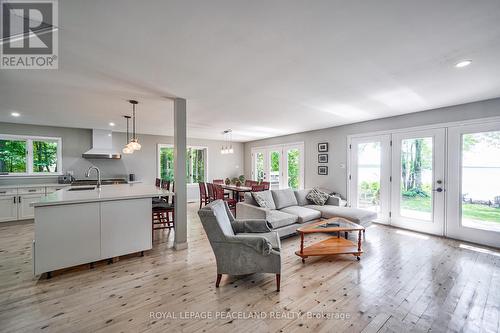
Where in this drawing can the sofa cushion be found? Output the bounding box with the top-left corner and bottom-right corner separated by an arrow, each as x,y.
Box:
305,205 -> 377,227
280,206 -> 321,223
306,188 -> 330,206
252,190 -> 276,209
294,189 -> 312,206
266,210 -> 298,229
326,195 -> 340,206
243,192 -> 258,206
271,188 -> 298,209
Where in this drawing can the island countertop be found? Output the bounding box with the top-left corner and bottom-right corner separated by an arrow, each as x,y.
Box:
32,184 -> 173,207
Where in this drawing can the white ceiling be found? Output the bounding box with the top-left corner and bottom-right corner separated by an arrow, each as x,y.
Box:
1,0 -> 500,142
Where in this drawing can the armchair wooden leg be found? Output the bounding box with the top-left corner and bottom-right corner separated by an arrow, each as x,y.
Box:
216,274 -> 222,288
276,274 -> 281,292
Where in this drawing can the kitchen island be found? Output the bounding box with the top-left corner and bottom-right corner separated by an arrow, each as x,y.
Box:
32,184 -> 173,276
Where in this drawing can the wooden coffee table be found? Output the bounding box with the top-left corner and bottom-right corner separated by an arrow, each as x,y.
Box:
295,217 -> 364,262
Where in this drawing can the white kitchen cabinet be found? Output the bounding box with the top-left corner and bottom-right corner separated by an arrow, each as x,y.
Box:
18,193 -> 44,220
34,202 -> 101,275
0,195 -> 18,222
100,198 -> 152,258
0,185 -> 68,222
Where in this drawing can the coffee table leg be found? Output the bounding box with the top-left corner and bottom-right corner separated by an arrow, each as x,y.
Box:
300,233 -> 304,254
300,233 -> 306,263
357,230 -> 362,260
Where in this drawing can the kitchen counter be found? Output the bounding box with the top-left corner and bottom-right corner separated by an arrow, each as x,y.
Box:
33,183 -> 172,275
0,183 -> 71,189
33,183 -> 173,207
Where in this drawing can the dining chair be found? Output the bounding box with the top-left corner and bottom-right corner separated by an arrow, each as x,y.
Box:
251,184 -> 265,192
199,182 -> 209,209
213,179 -> 224,184
152,181 -> 174,240
155,178 -> 161,187
207,183 -> 215,203
244,180 -> 254,187
214,184 -> 237,214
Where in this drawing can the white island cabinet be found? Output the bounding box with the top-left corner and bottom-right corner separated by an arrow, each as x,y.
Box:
32,184 -> 172,276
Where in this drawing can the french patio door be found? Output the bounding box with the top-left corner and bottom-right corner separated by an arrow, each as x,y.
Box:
349,135 -> 391,223
391,129 -> 446,235
251,143 -> 304,190
447,122 -> 500,248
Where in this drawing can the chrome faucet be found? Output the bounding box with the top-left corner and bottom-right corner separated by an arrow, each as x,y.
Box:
86,166 -> 101,188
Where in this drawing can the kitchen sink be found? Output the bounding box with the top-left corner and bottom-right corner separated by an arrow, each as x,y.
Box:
68,186 -> 96,191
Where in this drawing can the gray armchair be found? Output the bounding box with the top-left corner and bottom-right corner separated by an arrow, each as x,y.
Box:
198,200 -> 282,291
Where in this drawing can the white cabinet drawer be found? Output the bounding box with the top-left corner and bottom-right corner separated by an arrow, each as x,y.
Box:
18,187 -> 45,195
0,188 -> 17,196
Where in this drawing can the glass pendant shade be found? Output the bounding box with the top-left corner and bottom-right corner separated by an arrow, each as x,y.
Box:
122,146 -> 133,154
129,139 -> 141,151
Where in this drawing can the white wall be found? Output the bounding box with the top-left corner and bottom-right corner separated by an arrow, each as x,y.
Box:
0,123 -> 244,201
244,98 -> 500,197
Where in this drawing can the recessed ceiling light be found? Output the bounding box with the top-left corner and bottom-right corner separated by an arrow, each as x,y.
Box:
455,60 -> 472,68
11,112 -> 20,117
109,122 -> 115,126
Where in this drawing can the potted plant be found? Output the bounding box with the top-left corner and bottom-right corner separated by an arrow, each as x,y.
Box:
225,178 -> 231,185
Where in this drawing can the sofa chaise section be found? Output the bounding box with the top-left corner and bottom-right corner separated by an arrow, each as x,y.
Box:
236,188 -> 377,238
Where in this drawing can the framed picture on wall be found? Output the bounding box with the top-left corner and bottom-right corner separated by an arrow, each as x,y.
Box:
318,154 -> 328,163
318,166 -> 328,175
318,142 -> 329,152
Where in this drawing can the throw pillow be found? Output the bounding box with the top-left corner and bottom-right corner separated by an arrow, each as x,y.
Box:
271,188 -> 298,209
306,188 -> 330,206
252,190 -> 276,209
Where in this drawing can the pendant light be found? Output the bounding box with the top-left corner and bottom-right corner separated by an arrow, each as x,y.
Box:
128,100 -> 141,151
122,115 -> 133,154
220,129 -> 234,154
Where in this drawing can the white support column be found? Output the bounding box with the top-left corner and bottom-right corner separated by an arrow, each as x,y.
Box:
174,98 -> 188,250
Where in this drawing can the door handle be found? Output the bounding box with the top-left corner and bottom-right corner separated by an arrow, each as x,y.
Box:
14,196 -> 16,204
18,196 -> 21,203
433,188 -> 443,193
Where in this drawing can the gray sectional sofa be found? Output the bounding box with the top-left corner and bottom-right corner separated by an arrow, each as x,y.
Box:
236,188 -> 377,238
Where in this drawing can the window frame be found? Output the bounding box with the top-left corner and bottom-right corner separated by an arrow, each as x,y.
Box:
0,134 -> 63,177
156,144 -> 208,185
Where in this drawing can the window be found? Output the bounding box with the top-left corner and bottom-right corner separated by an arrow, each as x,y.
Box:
158,144 -> 207,184
0,135 -> 62,176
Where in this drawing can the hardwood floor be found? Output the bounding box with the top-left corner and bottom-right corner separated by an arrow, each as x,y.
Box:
0,203 -> 499,333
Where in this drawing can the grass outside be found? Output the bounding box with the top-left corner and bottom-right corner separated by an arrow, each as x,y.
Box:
401,196 -> 500,223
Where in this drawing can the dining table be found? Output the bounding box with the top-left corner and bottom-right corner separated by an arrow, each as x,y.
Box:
220,184 -> 252,202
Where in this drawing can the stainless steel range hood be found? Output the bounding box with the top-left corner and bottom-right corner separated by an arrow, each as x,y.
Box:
82,129 -> 121,159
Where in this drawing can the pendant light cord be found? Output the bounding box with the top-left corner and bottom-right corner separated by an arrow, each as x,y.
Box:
126,117 -> 129,142
132,103 -> 136,140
